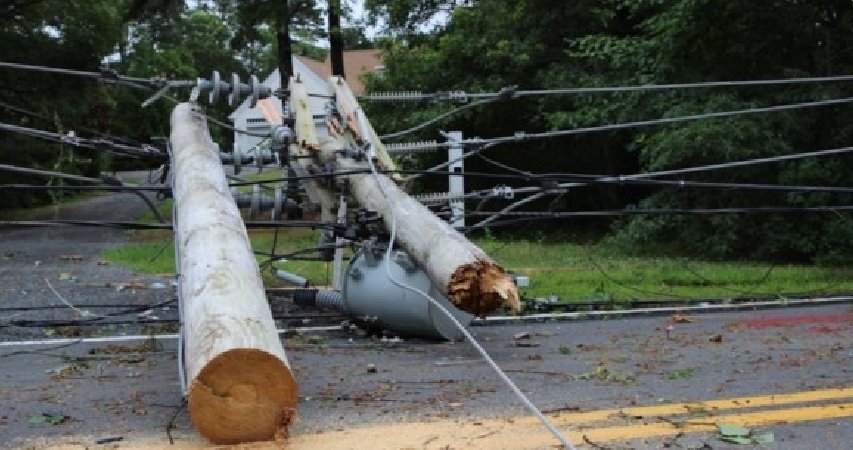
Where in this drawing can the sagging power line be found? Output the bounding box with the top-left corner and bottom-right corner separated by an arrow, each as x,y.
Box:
363,73 -> 853,103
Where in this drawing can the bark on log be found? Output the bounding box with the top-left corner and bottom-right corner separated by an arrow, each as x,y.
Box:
337,157 -> 521,315
170,103 -> 297,444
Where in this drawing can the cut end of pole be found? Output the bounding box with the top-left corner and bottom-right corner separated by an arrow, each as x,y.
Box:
188,349 -> 298,445
448,260 -> 522,315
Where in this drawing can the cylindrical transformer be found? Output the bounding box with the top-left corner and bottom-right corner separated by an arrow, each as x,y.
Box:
342,248 -> 474,340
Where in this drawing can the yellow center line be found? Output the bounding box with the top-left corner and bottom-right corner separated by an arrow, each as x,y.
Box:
574,402 -> 853,443
521,386 -> 853,426
287,388 -> 853,449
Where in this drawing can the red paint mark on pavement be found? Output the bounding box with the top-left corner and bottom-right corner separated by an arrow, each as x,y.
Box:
742,313 -> 853,329
809,325 -> 845,334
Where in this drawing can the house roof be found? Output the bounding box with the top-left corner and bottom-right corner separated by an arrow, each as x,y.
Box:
296,49 -> 383,96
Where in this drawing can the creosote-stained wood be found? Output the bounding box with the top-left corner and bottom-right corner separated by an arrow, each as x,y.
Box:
170,103 -> 297,444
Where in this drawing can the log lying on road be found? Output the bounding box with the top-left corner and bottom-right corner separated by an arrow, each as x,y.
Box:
170,103 -> 297,444
337,157 -> 521,315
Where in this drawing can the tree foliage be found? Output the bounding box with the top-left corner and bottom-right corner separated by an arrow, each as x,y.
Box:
365,0 -> 853,263
0,0 -> 329,208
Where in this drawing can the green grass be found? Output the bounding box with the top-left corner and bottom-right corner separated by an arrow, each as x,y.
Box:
102,228 -> 341,286
104,231 -> 853,300
137,198 -> 173,224
235,170 -> 284,193
111,192 -> 853,300
476,238 -> 853,300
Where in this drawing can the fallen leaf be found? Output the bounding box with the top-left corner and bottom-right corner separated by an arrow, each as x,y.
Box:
29,413 -> 68,425
752,432 -> 774,444
513,331 -> 531,340
718,423 -> 750,437
58,272 -> 76,282
721,436 -> 754,445
671,314 -> 694,323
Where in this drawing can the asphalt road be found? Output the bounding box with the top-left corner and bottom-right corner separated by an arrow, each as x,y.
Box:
0,191 -> 851,449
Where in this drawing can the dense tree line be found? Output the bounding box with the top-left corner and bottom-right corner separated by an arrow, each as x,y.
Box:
1,0 -> 851,264
0,0 -> 330,208
363,0 -> 853,264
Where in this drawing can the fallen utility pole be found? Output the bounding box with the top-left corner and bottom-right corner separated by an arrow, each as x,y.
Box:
299,77 -> 521,315
169,103 -> 297,444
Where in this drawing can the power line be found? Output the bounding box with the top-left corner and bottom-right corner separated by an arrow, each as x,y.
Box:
0,219 -> 340,231
0,60 -> 158,84
426,144 -> 853,197
546,175 -> 853,195
379,98 -> 499,140
361,115 -> 577,448
0,99 -> 144,146
0,184 -> 169,192
461,96 -> 853,148
0,61 -> 269,137
461,205 -> 853,231
0,121 -> 163,158
362,74 -> 853,102
0,163 -> 113,185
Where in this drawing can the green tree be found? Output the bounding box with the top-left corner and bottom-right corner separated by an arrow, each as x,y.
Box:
0,0 -> 129,208
567,0 -> 853,262
365,0 -> 853,263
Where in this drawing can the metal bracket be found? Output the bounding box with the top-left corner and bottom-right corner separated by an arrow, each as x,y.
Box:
332,195 -> 347,290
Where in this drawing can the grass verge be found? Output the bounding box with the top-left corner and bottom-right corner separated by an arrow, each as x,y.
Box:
479,237 -> 853,300
106,215 -> 853,300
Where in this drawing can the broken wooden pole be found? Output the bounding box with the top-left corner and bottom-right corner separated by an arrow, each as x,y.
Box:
169,103 -> 297,444
337,157 -> 521,315
312,77 -> 520,315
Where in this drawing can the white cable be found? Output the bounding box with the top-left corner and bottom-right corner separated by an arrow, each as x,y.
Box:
357,109 -> 576,449
43,276 -> 98,318
474,192 -> 547,228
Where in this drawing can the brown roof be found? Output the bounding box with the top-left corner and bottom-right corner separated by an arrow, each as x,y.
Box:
296,49 -> 383,95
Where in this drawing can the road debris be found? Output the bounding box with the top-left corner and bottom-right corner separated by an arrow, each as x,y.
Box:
717,423 -> 774,444
513,331 -> 531,340
28,413 -> 69,425
671,313 -> 694,323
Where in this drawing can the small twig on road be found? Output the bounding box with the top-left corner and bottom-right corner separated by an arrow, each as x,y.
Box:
165,398 -> 187,445
583,435 -> 615,450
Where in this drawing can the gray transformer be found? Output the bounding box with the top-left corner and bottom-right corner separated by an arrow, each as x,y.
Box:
341,248 -> 474,340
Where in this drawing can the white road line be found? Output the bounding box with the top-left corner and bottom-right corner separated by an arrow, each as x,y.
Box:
478,296 -> 853,324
